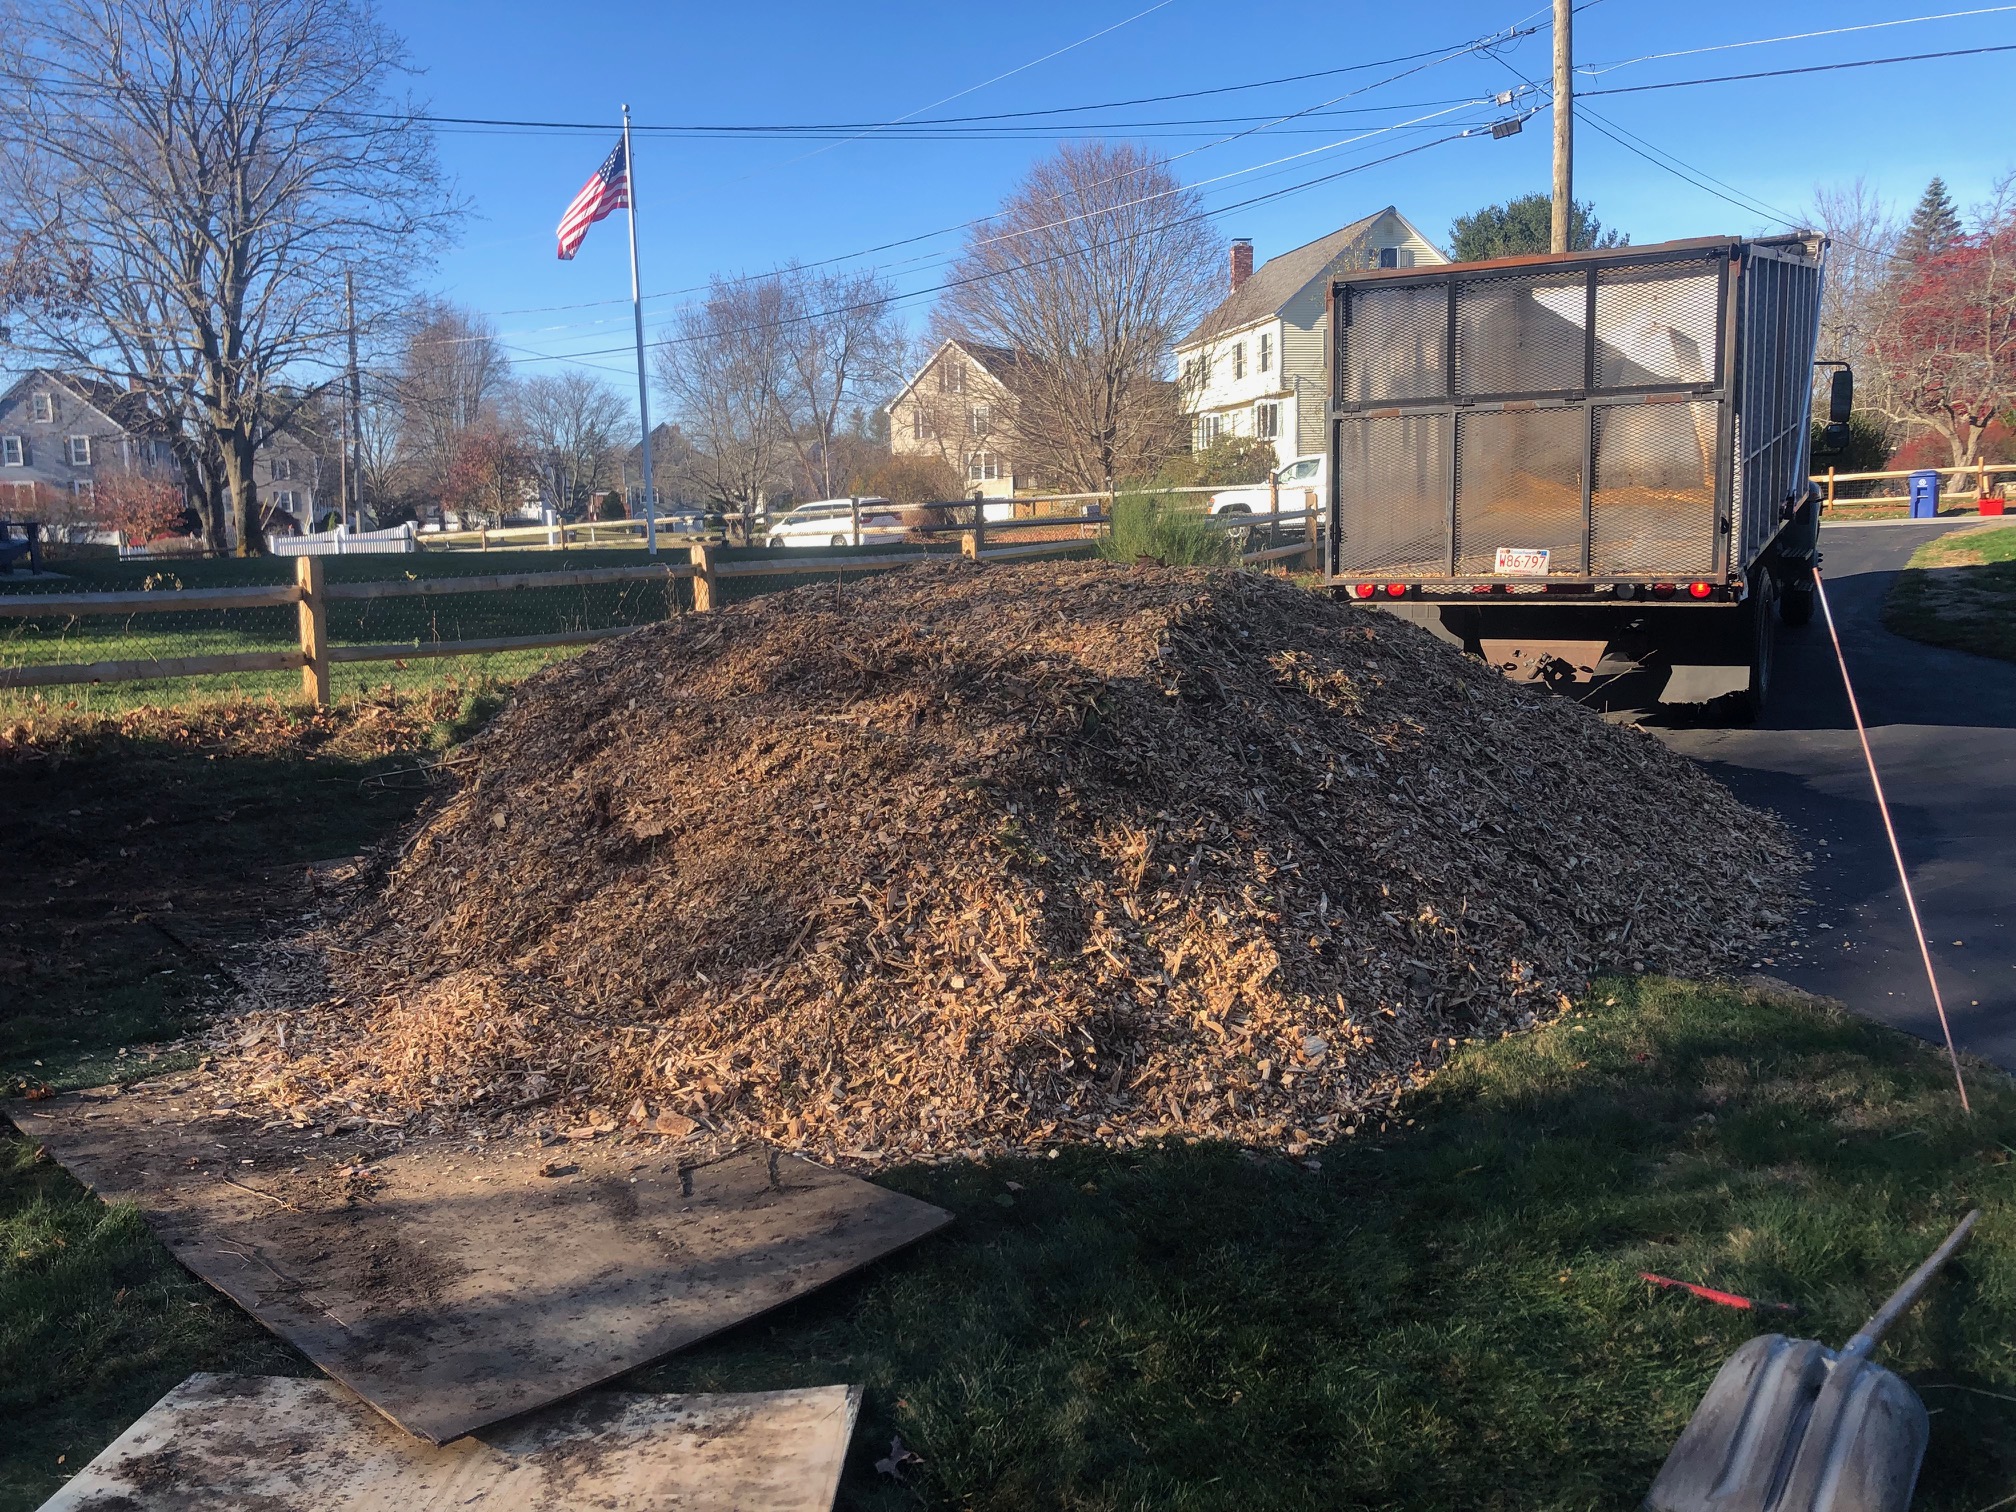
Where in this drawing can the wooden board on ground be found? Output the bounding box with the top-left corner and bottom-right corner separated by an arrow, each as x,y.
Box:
9,1087 -> 948,1443
37,1373 -> 861,1511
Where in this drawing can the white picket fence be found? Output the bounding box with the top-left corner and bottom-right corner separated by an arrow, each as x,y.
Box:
266,523 -> 418,556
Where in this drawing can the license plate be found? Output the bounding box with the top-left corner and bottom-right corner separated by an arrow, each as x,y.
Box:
1494,546 -> 1550,576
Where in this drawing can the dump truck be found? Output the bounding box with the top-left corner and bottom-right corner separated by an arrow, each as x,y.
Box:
1324,234 -> 1841,713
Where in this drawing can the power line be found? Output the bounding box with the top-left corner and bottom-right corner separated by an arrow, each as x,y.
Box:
1577,5 -> 2016,75
1580,41 -> 2016,96
510,128 -> 1485,368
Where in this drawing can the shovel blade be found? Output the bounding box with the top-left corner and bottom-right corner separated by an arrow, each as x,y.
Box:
1645,1334 -> 1928,1512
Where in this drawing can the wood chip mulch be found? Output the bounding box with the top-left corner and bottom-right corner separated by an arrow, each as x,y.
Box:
208,560 -> 1803,1165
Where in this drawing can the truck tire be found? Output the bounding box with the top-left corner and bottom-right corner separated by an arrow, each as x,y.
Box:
1735,574 -> 1776,722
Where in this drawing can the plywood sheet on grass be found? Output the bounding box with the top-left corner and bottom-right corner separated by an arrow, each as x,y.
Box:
9,1088 -> 947,1443
38,1373 -> 861,1511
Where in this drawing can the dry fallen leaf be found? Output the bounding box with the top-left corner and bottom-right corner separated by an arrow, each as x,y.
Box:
874,1434 -> 923,1481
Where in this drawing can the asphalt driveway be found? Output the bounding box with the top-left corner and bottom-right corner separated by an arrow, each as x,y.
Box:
1659,520 -> 2016,1069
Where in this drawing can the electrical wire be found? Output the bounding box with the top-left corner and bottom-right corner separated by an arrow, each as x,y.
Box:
508,126 -> 1482,367
1580,41 -> 2016,96
1577,4 -> 2016,74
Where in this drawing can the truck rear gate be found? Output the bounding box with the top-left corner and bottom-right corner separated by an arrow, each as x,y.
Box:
1326,236 -> 1823,597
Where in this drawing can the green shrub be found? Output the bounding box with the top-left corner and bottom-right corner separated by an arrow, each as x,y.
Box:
1095,493 -> 1236,567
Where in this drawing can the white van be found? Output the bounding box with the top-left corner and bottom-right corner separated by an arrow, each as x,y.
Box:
764,498 -> 906,549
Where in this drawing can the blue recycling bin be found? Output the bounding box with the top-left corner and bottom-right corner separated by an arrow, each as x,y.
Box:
1908,469 -> 1941,518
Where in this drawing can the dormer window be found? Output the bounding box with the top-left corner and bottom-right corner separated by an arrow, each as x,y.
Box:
939,362 -> 966,394
30,393 -> 53,422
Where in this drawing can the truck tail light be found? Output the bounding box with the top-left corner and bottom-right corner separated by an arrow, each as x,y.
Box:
1651,582 -> 1676,600
1351,582 -> 1376,599
1687,580 -> 1714,599
1384,583 -> 1407,599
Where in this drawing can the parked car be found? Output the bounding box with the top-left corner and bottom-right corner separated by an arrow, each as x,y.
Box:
1206,455 -> 1326,518
764,497 -> 906,549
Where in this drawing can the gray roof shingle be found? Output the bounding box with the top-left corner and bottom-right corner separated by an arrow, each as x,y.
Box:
1179,209 -> 1390,348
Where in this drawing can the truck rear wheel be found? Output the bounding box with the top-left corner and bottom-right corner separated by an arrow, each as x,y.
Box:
1735,574 -> 1776,721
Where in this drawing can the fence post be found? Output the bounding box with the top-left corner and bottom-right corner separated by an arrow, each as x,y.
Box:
960,523 -> 981,563
1981,459 -> 1990,502
970,498 -> 987,558
850,495 -> 861,547
296,556 -> 330,707
1304,489 -> 1319,568
689,540 -> 716,612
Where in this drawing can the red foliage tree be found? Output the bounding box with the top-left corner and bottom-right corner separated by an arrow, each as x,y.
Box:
89,471 -> 189,544
444,427 -> 536,527
1871,200 -> 2016,469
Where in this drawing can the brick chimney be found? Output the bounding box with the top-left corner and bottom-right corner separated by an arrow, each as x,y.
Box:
1229,238 -> 1254,295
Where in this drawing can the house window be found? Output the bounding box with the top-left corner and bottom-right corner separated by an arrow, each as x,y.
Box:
1231,342 -> 1246,380
1196,413 -> 1225,449
966,451 -> 999,483
275,490 -> 298,515
1258,333 -> 1272,373
7,481 -> 35,507
967,404 -> 991,437
1,437 -> 20,466
271,456 -> 294,482
1254,402 -> 1280,440
910,408 -> 933,442
66,436 -> 91,466
71,480 -> 94,500
939,362 -> 965,394
30,393 -> 53,422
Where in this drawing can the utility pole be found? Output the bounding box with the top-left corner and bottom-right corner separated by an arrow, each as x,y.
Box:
1551,0 -> 1573,253
344,271 -> 363,530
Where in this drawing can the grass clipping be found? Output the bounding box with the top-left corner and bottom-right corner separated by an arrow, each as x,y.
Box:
227,561 -> 1802,1162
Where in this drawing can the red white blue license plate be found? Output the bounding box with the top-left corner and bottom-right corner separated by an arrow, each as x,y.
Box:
1494,546 -> 1550,576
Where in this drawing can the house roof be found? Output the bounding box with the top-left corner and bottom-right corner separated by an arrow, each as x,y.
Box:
883,338 -> 1026,411
1180,208 -> 1437,348
2,367 -> 175,435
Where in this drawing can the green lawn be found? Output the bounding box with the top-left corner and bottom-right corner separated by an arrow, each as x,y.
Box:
1884,524 -> 2016,664
5,696 -> 2015,1511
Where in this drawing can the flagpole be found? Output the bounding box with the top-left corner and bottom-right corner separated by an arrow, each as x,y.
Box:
622,104 -> 658,555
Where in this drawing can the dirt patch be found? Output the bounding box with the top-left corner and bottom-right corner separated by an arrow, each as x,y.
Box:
209,561 -> 1803,1163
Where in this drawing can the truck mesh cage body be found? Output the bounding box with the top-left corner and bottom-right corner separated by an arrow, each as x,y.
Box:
1327,237 -> 1823,586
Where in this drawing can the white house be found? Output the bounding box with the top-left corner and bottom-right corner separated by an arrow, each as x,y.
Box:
1176,209 -> 1447,468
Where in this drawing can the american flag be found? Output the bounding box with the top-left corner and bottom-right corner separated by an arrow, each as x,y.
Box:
556,139 -> 629,260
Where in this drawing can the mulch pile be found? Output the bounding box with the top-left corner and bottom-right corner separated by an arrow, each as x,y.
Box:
215,560 -> 1802,1164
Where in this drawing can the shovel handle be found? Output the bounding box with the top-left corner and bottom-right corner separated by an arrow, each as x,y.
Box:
1841,1209 -> 1980,1362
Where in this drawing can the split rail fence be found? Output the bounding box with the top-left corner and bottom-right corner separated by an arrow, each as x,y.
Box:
0,502 -> 1318,705
1815,461 -> 2016,512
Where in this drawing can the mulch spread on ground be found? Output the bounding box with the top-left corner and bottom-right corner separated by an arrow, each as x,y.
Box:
210,561 -> 1803,1165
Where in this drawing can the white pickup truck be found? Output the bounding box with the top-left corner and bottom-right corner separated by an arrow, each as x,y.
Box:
1206,455 -> 1325,517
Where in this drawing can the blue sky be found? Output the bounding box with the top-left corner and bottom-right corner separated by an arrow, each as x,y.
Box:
399,0 -> 2015,382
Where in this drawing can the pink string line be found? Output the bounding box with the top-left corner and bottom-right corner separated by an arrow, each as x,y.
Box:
1811,563 -> 1971,1114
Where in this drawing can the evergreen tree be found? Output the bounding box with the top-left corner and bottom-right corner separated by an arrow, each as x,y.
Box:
1896,177 -> 1963,263
1448,193 -> 1627,261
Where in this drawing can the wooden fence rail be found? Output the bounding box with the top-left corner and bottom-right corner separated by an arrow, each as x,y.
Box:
1,513 -> 1322,702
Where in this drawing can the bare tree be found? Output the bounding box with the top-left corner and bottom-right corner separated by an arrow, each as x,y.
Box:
514,370 -> 629,517
774,266 -> 905,500
0,0 -> 457,554
933,142 -> 1223,492
1808,179 -> 1899,406
654,276 -> 795,538
393,300 -> 512,503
